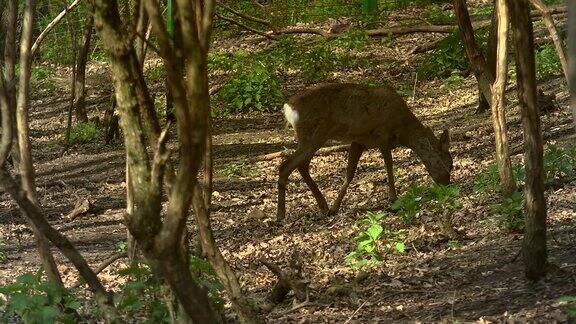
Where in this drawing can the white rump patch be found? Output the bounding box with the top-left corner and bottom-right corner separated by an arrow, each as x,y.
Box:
283,103 -> 299,128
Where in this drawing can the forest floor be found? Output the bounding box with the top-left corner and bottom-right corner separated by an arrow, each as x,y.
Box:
1,5 -> 576,324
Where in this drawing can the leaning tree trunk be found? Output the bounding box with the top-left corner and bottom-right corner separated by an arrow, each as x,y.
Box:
570,0 -> 576,131
73,14 -> 94,123
490,0 -> 516,197
509,0 -> 548,282
16,0 -> 64,287
477,2 -> 498,114
453,0 -> 495,108
529,0 -> 568,82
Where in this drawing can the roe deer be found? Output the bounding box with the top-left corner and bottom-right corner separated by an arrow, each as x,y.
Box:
277,83 -> 453,221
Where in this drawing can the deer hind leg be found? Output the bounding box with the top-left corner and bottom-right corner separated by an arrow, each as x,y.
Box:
277,141 -> 326,221
329,142 -> 364,216
379,147 -> 397,201
297,158 -> 329,215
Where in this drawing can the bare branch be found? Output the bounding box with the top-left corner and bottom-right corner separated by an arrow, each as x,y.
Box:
30,0 -> 82,58
216,0 -> 271,26
216,13 -> 277,40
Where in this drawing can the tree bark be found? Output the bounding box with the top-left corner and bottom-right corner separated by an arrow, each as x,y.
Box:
73,14 -> 95,123
94,1 -> 223,322
509,0 -> 548,282
490,0 -> 516,198
453,0 -> 494,108
17,0 -> 64,288
3,0 -> 19,167
570,0 -> 576,131
529,0 -> 569,82
477,3 -> 498,114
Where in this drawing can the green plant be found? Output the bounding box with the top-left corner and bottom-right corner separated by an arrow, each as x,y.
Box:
146,64 -> 167,83
336,30 -> 371,51
68,121 -> 101,144
115,263 -> 170,322
0,270 -> 81,324
189,256 -> 225,311
543,144 -> 576,186
427,184 -> 462,210
473,163 -> 525,195
220,161 -> 254,178
217,62 -> 282,114
491,191 -> 524,233
535,43 -> 562,80
116,240 -> 128,253
558,296 -> 576,318
391,185 -> 426,224
418,29 -> 489,79
444,69 -> 465,88
424,5 -> 455,25
346,211 -> 406,269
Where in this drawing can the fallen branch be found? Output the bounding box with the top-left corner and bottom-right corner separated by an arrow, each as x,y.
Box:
260,251 -> 308,304
216,0 -> 270,26
216,13 -> 277,40
65,198 -> 93,221
368,5 -> 566,37
271,27 -> 333,38
71,252 -> 128,288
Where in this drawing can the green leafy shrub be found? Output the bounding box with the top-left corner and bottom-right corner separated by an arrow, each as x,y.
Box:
473,163 -> 525,195
491,191 -> 524,233
427,184 -> 461,210
115,263 -> 170,322
543,144 -> 576,186
0,270 -> 80,323
391,185 -> 426,224
189,257 -> 225,311
418,29 -> 489,79
425,5 -> 455,25
68,121 -> 102,144
220,160 -> 255,178
535,43 -> 562,80
444,69 -> 466,88
217,62 -> 282,114
145,64 -> 167,83
346,211 -> 406,269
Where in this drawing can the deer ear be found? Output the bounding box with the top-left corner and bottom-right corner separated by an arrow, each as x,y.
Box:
439,129 -> 450,151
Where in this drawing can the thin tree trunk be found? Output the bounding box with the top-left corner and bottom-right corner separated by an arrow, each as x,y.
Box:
570,0 -> 576,131
74,14 -> 94,123
477,2 -> 497,113
16,0 -> 64,287
509,0 -> 547,282
3,0 -> 20,167
453,0 -> 495,107
491,0 -> 516,197
529,0 -> 569,82
65,14 -> 79,146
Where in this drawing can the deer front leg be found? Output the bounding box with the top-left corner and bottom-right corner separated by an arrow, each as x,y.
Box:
277,143 -> 325,221
297,158 -> 329,215
379,147 -> 397,201
329,142 -> 364,216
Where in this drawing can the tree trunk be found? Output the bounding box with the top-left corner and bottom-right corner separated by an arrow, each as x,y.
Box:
3,0 -> 20,167
529,0 -> 569,82
16,0 -> 64,288
570,0 -> 576,131
74,14 -> 94,123
477,2 -> 497,113
490,0 -> 516,198
65,13 -> 79,146
509,0 -> 548,282
453,0 -> 495,107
